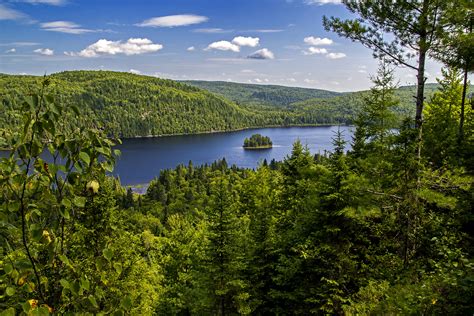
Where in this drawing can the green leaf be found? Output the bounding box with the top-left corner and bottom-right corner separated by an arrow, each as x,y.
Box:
120,296 -> 132,310
73,196 -> 86,208
88,295 -> 99,308
4,263 -> 13,274
61,198 -> 72,208
104,163 -> 114,173
79,151 -> 90,166
113,262 -> 122,275
60,278 -> 70,289
81,278 -> 90,291
102,248 -> 113,261
21,301 -> 31,313
59,207 -> 70,220
6,286 -> 15,296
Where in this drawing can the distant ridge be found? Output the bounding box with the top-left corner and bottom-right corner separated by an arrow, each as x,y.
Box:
182,80 -> 342,107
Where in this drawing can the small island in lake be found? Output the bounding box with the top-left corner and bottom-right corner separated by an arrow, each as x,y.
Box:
243,134 -> 273,149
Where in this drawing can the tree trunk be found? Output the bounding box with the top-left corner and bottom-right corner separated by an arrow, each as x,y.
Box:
459,66 -> 468,143
415,48 -> 427,159
459,16 -> 472,145
415,51 -> 426,130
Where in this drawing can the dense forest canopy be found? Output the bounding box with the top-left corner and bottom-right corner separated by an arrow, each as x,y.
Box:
182,80 -> 343,107
1,0 -> 474,314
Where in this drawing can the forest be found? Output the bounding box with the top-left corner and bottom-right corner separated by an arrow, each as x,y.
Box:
1,0 -> 474,315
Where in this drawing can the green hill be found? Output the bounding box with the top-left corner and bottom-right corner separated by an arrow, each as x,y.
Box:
185,80 -> 472,125
182,80 -> 342,107
0,71 -> 293,141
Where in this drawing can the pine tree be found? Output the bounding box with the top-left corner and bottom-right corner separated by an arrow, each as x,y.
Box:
205,176 -> 250,315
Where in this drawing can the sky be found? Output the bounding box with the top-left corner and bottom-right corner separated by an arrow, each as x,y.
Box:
0,0 -> 446,92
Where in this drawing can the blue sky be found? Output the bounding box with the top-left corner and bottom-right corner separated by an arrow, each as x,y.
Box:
0,0 -> 443,91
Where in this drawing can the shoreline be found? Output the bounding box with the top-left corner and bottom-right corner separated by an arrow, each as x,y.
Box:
119,123 -> 342,140
1,124 -> 350,152
243,145 -> 273,150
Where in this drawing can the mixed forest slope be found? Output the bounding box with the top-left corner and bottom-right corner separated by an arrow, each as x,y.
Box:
185,80 -> 466,122
182,80 -> 342,107
0,71 -> 290,141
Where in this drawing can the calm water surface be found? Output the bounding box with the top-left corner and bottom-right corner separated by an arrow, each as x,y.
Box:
0,126 -> 354,185
114,126 -> 353,185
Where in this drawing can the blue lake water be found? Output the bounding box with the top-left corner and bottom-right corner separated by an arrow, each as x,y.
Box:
114,126 -> 353,185
0,126 -> 354,186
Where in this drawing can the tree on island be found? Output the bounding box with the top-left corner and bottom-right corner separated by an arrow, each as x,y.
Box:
243,134 -> 273,149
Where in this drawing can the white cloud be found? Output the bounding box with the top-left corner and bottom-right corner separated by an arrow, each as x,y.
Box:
232,36 -> 259,47
5,48 -> 16,53
40,20 -> 95,34
34,48 -> 54,56
66,38 -> 163,58
247,48 -> 275,60
41,21 -> 77,28
187,46 -> 195,51
129,69 -> 141,74
0,42 -> 40,46
304,0 -> 341,5
136,14 -> 208,27
287,78 -> 297,82
304,36 -> 333,46
17,0 -> 67,5
303,47 -> 328,55
358,69 -> 367,73
0,4 -> 28,20
205,41 -> 240,52
326,52 -> 346,59
254,78 -> 263,83
193,28 -> 232,33
241,69 -> 255,73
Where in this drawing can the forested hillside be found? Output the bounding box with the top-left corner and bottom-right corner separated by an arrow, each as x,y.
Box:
182,80 -> 342,107
0,71 -> 291,142
185,80 -> 470,124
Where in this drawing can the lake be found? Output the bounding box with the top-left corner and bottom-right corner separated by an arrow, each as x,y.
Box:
114,126 -> 353,185
0,126 -> 354,186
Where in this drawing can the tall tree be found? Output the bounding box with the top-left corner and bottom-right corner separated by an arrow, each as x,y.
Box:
323,0 -> 456,149
433,1 -> 473,142
352,59 -> 399,159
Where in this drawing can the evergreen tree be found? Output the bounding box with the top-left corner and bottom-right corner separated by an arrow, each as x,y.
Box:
205,176 -> 250,315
